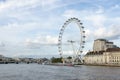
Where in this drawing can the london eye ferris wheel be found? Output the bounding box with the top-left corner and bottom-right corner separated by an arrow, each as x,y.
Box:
58,17 -> 85,64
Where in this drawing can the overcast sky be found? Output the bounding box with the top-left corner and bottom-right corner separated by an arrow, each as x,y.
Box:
0,0 -> 120,58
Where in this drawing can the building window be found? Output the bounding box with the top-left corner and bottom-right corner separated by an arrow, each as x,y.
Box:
109,57 -> 111,59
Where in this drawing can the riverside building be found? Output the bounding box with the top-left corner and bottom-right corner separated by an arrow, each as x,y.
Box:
84,39 -> 120,66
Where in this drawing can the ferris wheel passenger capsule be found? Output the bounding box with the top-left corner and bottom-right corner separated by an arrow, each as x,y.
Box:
80,51 -> 83,53
83,36 -> 86,38
82,26 -> 84,28
83,41 -> 85,43
78,20 -> 80,22
83,31 -> 85,33
80,23 -> 83,25
75,18 -> 78,20
82,46 -> 84,48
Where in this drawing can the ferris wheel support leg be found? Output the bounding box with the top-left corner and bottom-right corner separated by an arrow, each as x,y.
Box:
79,55 -> 83,63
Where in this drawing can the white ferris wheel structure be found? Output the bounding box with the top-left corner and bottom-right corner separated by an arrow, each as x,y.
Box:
58,17 -> 85,64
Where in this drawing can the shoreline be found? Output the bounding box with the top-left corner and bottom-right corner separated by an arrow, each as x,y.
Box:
47,63 -> 120,67
83,63 -> 120,67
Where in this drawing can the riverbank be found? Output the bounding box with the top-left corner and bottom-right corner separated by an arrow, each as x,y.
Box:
84,63 -> 120,67
47,63 -> 120,67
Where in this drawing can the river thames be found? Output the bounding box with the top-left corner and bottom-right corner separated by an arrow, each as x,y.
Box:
0,64 -> 120,80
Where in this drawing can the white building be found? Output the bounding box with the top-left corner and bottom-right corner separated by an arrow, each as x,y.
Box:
84,39 -> 120,66
104,48 -> 120,64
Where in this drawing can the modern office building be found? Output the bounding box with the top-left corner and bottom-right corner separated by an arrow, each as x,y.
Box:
93,39 -> 117,51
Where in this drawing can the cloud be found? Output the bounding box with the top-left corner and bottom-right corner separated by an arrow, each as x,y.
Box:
1,0 -> 56,10
95,6 -> 104,14
63,50 -> 73,55
0,0 -> 85,13
62,5 -> 120,41
110,4 -> 120,10
63,7 -> 106,28
85,15 -> 106,28
0,0 -> 60,22
94,25 -> 120,40
0,0 -> 120,57
24,35 -> 58,49
25,35 -> 58,44
0,0 -> 39,12
0,22 -> 40,43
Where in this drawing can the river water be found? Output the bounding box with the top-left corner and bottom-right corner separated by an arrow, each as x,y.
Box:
0,64 -> 120,80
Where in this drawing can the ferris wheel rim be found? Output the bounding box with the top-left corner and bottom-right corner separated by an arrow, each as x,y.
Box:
58,17 -> 85,57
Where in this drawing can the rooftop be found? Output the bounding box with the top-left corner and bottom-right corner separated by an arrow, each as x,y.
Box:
106,48 -> 120,52
95,39 -> 107,41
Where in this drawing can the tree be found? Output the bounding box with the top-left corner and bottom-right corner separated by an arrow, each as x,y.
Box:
51,57 -> 62,63
67,56 -> 72,59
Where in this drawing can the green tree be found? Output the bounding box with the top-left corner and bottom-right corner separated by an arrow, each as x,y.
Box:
51,57 -> 62,63
67,56 -> 72,59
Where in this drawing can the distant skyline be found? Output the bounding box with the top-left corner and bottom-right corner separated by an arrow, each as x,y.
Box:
0,0 -> 120,57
